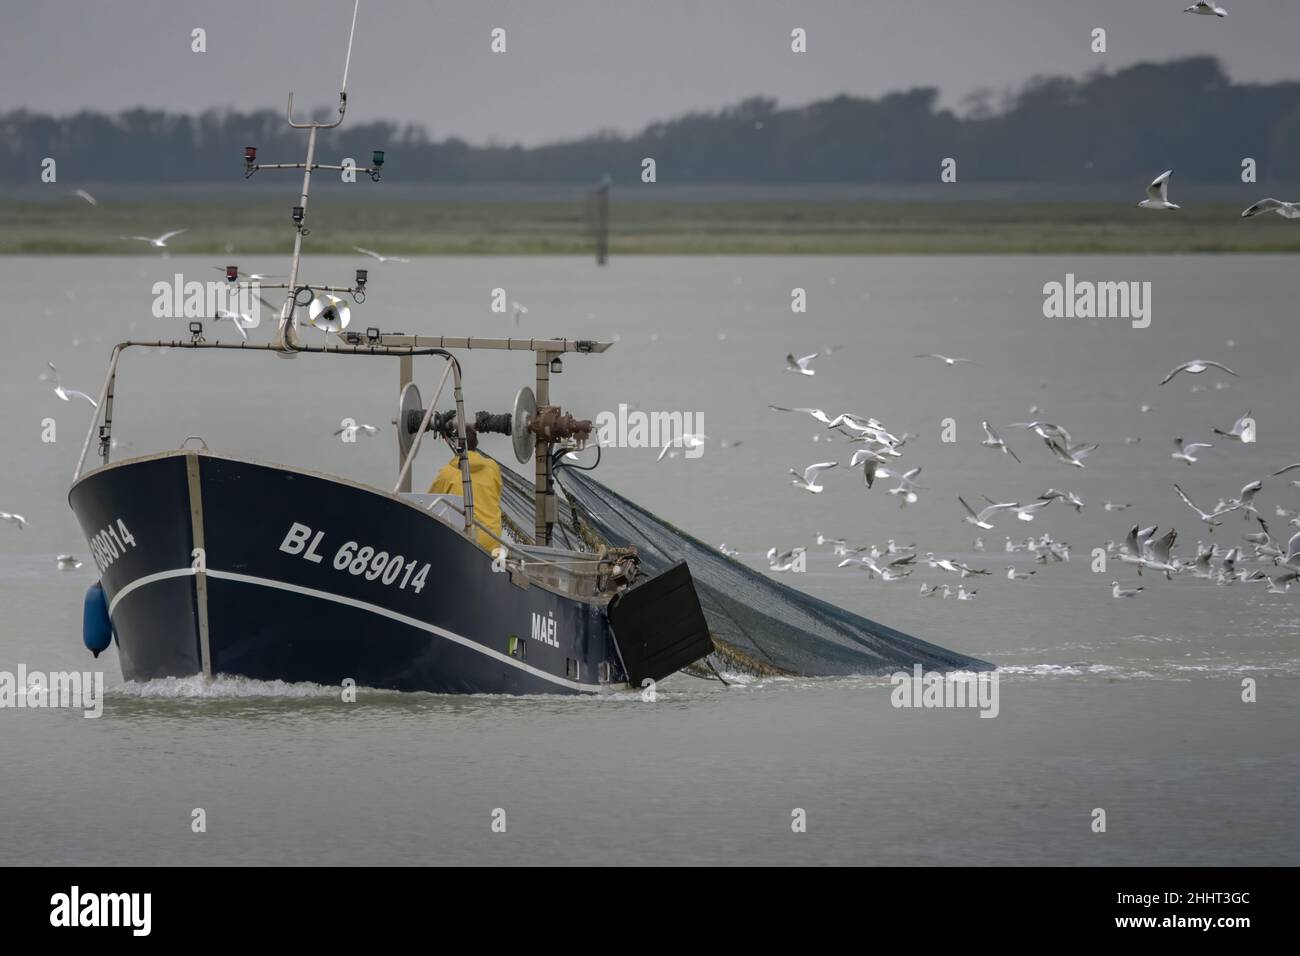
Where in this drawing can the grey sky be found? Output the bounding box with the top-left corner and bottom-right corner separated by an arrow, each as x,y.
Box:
3,0 -> 1298,145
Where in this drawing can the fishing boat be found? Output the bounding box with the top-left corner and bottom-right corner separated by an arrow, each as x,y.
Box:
67,11 -> 715,696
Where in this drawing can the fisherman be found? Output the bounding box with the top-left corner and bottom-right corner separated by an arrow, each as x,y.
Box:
429,425 -> 503,551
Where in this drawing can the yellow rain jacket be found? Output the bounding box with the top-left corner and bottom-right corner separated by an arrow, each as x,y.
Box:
429,450 -> 503,551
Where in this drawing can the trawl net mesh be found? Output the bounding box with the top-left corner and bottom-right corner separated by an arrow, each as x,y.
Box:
495,456 -> 992,677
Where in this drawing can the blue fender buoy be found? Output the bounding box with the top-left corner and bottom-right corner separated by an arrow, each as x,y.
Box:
83,581 -> 113,658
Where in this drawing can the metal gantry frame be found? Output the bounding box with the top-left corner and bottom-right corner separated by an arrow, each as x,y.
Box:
73,336 -> 612,550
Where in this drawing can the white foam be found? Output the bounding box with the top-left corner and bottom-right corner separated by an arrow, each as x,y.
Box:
115,675 -> 342,699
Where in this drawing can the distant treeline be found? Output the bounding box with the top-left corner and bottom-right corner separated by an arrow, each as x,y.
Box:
5,57 -> 1300,185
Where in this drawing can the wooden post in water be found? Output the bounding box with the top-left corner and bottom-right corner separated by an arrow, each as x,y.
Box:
590,174 -> 610,265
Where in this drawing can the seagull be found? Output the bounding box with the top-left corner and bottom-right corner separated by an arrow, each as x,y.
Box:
1212,411 -> 1255,444
1174,483 -> 1235,529
1039,488 -> 1085,512
657,433 -> 708,462
769,405 -> 834,425
1006,566 -> 1036,581
1227,480 -> 1263,520
213,267 -> 285,282
1158,359 -> 1237,386
766,546 -> 806,571
1138,170 -> 1180,210
958,495 -> 1018,530
1111,581 -> 1144,599
888,467 -> 924,507
1104,501 -> 1132,512
353,246 -> 410,264
973,537 -> 986,551
1007,421 -> 1074,447
816,533 -> 848,552
718,543 -> 740,558
333,423 -> 380,440
122,229 -> 186,248
511,301 -> 528,327
214,310 -> 256,340
44,363 -> 98,407
56,554 -> 82,570
913,354 -> 974,367
784,352 -> 819,376
0,512 -> 27,529
1172,437 -> 1213,464
956,585 -> 977,601
790,461 -> 837,493
849,448 -> 891,488
1270,463 -> 1300,477
1184,1 -> 1227,16
1044,436 -> 1097,469
1241,198 -> 1298,219
1008,498 -> 1054,522
72,188 -> 97,206
981,421 -> 1021,462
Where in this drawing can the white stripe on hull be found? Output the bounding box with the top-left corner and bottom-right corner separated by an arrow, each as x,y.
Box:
107,566 -> 601,694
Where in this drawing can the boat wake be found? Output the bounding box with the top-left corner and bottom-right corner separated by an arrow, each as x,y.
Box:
116,675 -> 343,699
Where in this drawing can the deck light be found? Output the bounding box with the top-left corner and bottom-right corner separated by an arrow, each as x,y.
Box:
550,356 -> 563,374
291,205 -> 304,226
355,268 -> 368,289
225,265 -> 239,282
365,327 -> 381,343
371,149 -> 384,168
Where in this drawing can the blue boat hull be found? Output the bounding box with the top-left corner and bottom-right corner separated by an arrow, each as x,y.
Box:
68,451 -> 642,695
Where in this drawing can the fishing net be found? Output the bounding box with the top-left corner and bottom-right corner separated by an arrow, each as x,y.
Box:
494,456 -> 991,677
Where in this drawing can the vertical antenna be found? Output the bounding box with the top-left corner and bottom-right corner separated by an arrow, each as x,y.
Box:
341,0 -> 361,93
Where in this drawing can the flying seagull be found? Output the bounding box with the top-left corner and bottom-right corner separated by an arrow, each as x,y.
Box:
1138,170 -> 1180,210
333,422 -> 380,440
958,496 -> 1017,530
0,512 -> 28,529
1174,483 -> 1235,529
1241,198 -> 1299,220
768,405 -> 834,424
1044,436 -> 1097,469
1212,411 -> 1255,443
214,310 -> 257,341
657,432 -> 707,462
57,554 -> 83,570
122,229 -> 186,248
1111,581 -> 1144,599
44,362 -> 98,407
790,461 -> 837,493
72,189 -> 97,206
981,421 -> 1021,462
784,352 -> 819,376
1172,437 -> 1213,464
353,246 -> 410,264
1184,1 -> 1227,16
913,354 -> 974,367
1158,359 -> 1237,386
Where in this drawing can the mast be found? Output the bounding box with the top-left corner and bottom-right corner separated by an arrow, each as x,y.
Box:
236,0 -> 380,354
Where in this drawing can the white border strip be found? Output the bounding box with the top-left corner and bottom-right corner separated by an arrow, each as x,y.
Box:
107,566 -> 597,693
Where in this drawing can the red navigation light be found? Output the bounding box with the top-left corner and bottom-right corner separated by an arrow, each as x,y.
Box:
225,265 -> 238,282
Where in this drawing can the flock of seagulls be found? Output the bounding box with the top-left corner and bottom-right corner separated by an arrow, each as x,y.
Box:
1139,169 -> 1298,224
729,324 -> 1298,608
